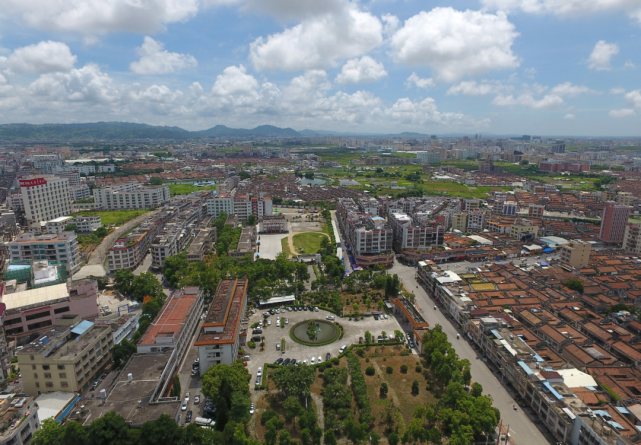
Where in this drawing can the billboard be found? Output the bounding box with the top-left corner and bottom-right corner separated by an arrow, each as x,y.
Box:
19,178 -> 47,187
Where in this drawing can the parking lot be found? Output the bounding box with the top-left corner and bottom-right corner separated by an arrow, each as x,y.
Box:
244,306 -> 411,382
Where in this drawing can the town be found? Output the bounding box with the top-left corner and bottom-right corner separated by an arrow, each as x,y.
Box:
1,133 -> 641,445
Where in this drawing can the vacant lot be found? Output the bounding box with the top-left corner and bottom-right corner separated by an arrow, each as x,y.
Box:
74,209 -> 149,226
292,232 -> 328,255
167,183 -> 216,196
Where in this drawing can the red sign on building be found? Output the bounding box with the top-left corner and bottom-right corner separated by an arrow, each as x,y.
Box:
19,178 -> 47,187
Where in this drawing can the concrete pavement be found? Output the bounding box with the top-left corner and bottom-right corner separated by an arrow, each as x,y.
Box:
389,261 -> 551,445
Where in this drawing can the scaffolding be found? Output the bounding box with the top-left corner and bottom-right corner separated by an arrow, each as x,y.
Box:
3,260 -> 33,285
3,259 -> 67,289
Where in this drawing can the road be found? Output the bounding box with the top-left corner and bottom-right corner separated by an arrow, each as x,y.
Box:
389,261 -> 551,445
330,211 -> 352,273
134,252 -> 153,275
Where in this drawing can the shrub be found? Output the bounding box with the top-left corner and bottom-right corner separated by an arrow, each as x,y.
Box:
356,347 -> 365,357
347,353 -> 374,424
400,365 -> 408,373
412,380 -> 419,395
261,410 -> 280,425
332,358 -> 340,365
319,364 -> 326,372
386,366 -> 393,374
415,366 -> 422,373
325,362 -> 332,369
365,358 -> 370,363
247,341 -> 256,349
365,366 -> 375,376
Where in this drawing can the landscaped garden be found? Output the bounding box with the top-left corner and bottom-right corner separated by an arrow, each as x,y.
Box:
292,232 -> 328,254
74,209 -> 149,226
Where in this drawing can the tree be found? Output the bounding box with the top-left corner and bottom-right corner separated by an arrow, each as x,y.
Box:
131,272 -> 164,300
33,419 -> 87,445
380,382 -> 388,397
169,374 -> 181,398
364,330 -> 372,344
370,431 -> 381,445
462,367 -> 472,386
411,380 -> 419,395
279,430 -> 293,445
471,382 -> 483,398
300,429 -> 310,445
138,415 -> 182,445
388,432 -> 399,445
400,365 -> 408,373
64,224 -> 78,232
284,396 -> 304,426
247,214 -> 257,226
150,177 -> 163,185
143,298 -> 161,320
324,430 -> 337,445
163,252 -> 189,288
565,278 -> 584,293
88,411 -> 133,445
270,362 -> 316,399
114,269 -> 134,295
95,226 -> 108,238
229,391 -> 252,424
112,338 -> 137,370
519,160 -> 529,165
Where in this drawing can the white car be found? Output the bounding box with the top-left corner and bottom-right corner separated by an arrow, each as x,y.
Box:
383,314 -> 388,319
257,367 -> 262,377
249,404 -> 255,414
285,318 -> 289,324
339,345 -> 347,354
268,320 -> 271,325
317,356 -> 322,363
259,320 -> 263,326
277,316 -> 280,321
276,321 -> 280,327
303,359 -> 307,365
184,392 -> 190,402
311,357 -> 315,365
181,402 -> 188,411
326,315 -> 335,321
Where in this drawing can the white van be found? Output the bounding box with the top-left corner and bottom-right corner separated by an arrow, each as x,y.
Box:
195,417 -> 215,427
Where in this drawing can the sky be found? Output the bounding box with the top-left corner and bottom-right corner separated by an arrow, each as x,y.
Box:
0,0 -> 641,136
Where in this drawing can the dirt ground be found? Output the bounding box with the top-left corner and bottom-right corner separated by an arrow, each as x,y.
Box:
339,290 -> 387,315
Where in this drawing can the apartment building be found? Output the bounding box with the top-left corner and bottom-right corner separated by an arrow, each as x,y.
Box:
528,203 -> 545,218
55,169 -> 81,187
31,154 -> 63,173
19,176 -> 71,224
1,279 -> 99,338
206,193 -> 234,218
45,216 -> 74,234
196,279 -> 248,373
151,223 -> 193,269
337,198 -> 394,267
559,240 -> 591,269
388,212 -> 444,262
511,219 -> 539,240
69,184 -> 91,201
416,152 -> 442,164
623,222 -> 641,254
0,394 -> 40,445
463,199 -> 481,211
107,216 -> 163,271
76,215 -> 101,233
216,175 -> 240,193
186,228 -> 216,262
466,210 -> 487,231
6,194 -> 24,211
616,192 -> 635,207
8,231 -> 80,274
138,287 -> 203,357
600,201 -> 632,244
228,226 -> 257,261
17,316 -> 112,395
94,183 -> 170,210
206,193 -> 272,221
451,213 -> 468,232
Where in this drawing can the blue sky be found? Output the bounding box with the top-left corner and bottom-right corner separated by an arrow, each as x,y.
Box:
1,0 -> 640,136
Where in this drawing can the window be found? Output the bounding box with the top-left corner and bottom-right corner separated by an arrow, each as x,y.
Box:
61,382 -> 68,388
44,373 -> 51,379
42,365 -> 50,370
54,306 -> 70,315
45,382 -> 53,388
57,365 -> 65,370
59,373 -> 66,378
35,382 -> 40,388
33,373 -> 38,379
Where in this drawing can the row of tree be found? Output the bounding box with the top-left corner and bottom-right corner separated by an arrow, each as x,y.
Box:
114,270 -> 164,301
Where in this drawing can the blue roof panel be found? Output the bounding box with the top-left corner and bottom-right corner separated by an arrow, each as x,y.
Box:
542,381 -> 564,400
71,320 -> 94,336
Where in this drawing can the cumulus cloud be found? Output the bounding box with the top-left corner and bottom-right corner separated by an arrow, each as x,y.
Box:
588,40 -> 619,71
564,113 -> 576,119
609,108 -> 636,117
211,65 -> 259,96
611,87 -> 626,94
29,64 -> 120,104
625,90 -> 641,108
335,56 -> 387,84
447,80 -> 505,95
1,41 -> 77,74
493,93 -> 564,109
549,82 -> 596,97
481,0 -> 641,24
2,0 -> 200,35
249,2 -> 382,71
390,8 -> 519,82
130,37 -> 197,75
406,73 -> 435,89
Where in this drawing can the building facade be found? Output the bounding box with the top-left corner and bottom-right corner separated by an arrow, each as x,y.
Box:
19,176 -> 71,224
8,231 -> 80,274
600,201 -> 632,244
623,222 -> 641,254
94,183 -> 170,210
559,240 -> 591,269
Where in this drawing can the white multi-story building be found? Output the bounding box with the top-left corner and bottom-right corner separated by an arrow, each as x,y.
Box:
19,176 -> 71,224
98,164 -> 115,173
416,152 -> 442,164
206,193 -> 235,218
206,193 -> 272,221
8,231 -> 81,274
64,163 -> 95,175
31,154 -> 63,173
388,212 -> 445,251
151,223 -> 193,269
216,176 -> 240,193
94,183 -> 170,210
45,216 -> 74,234
7,194 -> 25,211
76,215 -> 101,233
55,169 -> 81,187
69,185 -> 91,201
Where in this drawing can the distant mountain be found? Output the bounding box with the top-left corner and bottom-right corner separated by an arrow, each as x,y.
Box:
299,129 -> 343,136
0,122 -> 302,141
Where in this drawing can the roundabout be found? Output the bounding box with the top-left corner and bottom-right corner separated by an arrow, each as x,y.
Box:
290,319 -> 341,346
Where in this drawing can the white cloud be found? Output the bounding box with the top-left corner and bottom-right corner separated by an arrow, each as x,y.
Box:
2,0 -> 200,35
211,65 -> 259,96
481,0 -> 641,24
609,108 -> 636,117
130,37 -> 197,75
549,82 -> 596,97
335,56 -> 387,84
625,60 -> 636,68
406,73 -> 435,89
381,13 -> 399,36
1,41 -> 76,73
390,8 -> 519,82
610,87 -> 626,94
249,3 -> 382,71
493,93 -> 564,109
447,80 -> 504,95
28,64 -> 120,104
625,90 -> 641,108
235,0 -> 346,20
588,40 -> 619,71
564,113 -> 576,119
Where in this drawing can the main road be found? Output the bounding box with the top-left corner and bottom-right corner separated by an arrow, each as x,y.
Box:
389,261 -> 553,445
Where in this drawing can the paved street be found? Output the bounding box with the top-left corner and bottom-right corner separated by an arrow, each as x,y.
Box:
134,252 -> 153,275
389,261 -> 551,445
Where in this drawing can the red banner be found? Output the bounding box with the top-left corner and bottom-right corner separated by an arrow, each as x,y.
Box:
20,178 -> 47,187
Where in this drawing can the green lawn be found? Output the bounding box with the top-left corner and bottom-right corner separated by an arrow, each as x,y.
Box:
167,183 -> 216,196
74,210 -> 149,226
292,232 -> 327,254
281,238 -> 292,258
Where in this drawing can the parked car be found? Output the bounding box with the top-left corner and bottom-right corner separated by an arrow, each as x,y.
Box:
314,307 -> 319,312
283,358 -> 291,366
326,352 -> 331,361
194,394 -> 200,405
268,320 -> 271,325
383,314 -> 388,319
287,307 -> 292,312
409,341 -> 415,348
185,392 -> 190,402
290,359 -> 296,365
257,367 -> 262,377
317,356 -> 322,363
249,404 -> 255,414
339,345 -> 347,354
182,402 -> 188,411
326,315 -> 335,320
311,357 -> 315,364
373,314 -> 379,320
275,358 -> 284,365
186,411 -> 193,423
285,318 -> 289,324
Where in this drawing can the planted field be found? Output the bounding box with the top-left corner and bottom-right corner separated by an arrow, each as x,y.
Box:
74,209 -> 149,226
